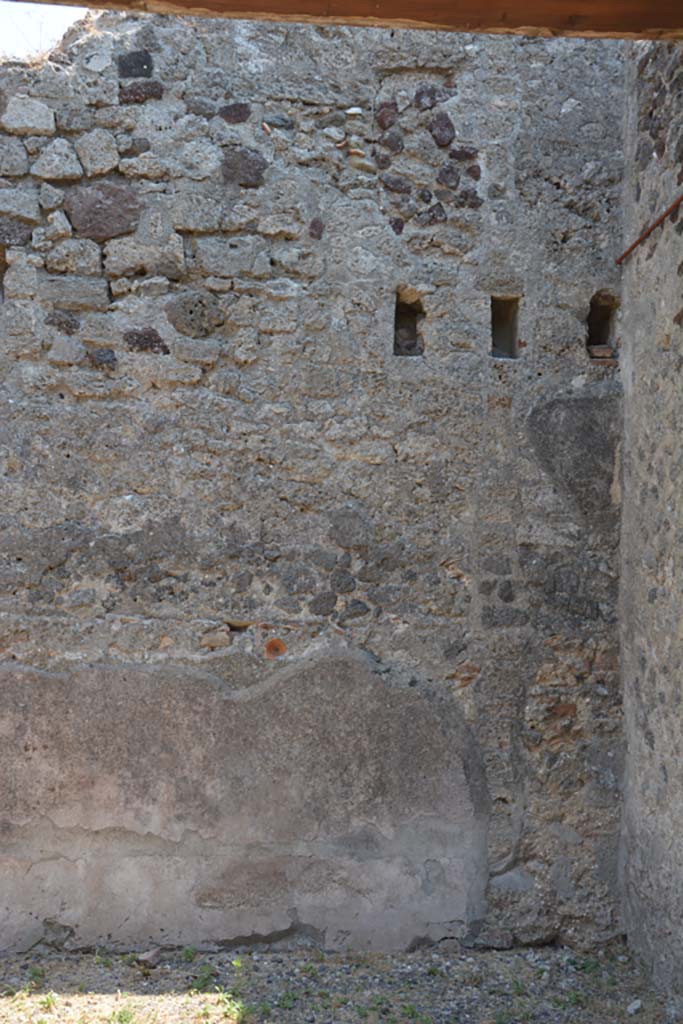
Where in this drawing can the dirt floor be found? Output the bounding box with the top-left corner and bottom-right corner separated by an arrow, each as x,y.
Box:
0,944 -> 669,1024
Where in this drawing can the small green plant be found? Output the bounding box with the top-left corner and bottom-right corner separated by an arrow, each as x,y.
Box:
512,978 -> 527,996
256,1001 -> 272,1019
356,1007 -> 369,1020
301,963 -> 319,978
401,1004 -> 419,1020
109,1009 -> 136,1024
278,990 -> 297,1010
182,946 -> 198,963
229,955 -> 251,997
94,949 -> 113,969
121,953 -> 137,966
27,966 -> 45,986
426,965 -> 443,977
38,992 -> 57,1012
217,989 -> 253,1022
190,963 -> 217,992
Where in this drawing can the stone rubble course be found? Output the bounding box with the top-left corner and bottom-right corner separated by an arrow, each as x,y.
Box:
0,11 -> 624,956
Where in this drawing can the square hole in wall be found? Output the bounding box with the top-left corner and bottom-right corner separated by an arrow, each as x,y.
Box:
586,290 -> 619,358
491,296 -> 520,359
394,290 -> 425,356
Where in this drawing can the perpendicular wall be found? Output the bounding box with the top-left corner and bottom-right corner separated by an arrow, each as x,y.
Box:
0,14 -> 624,951
620,39 -> 683,1013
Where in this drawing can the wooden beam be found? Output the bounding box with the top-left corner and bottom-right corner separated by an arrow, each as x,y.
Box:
11,0 -> 683,39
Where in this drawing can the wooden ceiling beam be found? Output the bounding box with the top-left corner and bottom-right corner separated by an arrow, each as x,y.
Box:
12,0 -> 683,40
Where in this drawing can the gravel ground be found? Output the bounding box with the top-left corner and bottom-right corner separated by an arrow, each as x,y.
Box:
0,943 -> 669,1024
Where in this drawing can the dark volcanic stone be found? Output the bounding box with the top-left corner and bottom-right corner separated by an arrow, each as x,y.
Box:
264,113 -> 295,130
454,189 -> 484,210
482,606 -> 529,628
119,136 -> 151,157
437,162 -> 461,189
119,80 -> 164,104
381,128 -> 404,154
450,145 -> 479,161
186,97 -> 216,118
415,202 -> 446,226
0,216 -> 32,246
309,592 -> 337,616
45,310 -> 80,336
218,102 -> 251,124
308,217 -> 324,240
165,292 -> 224,339
124,328 -> 170,354
340,599 -> 370,620
389,217 -> 404,235
117,50 -> 154,78
635,138 -> 653,171
376,101 -> 398,131
429,111 -> 455,148
398,198 -> 418,220
381,173 -> 411,195
222,146 -> 268,188
330,569 -> 356,594
64,183 -> 142,242
328,507 -> 373,549
88,348 -> 118,371
414,84 -> 439,110
132,24 -> 160,52
373,148 -> 392,171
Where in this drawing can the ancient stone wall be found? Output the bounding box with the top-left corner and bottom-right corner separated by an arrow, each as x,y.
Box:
620,40 -> 683,1013
0,14 -> 624,952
